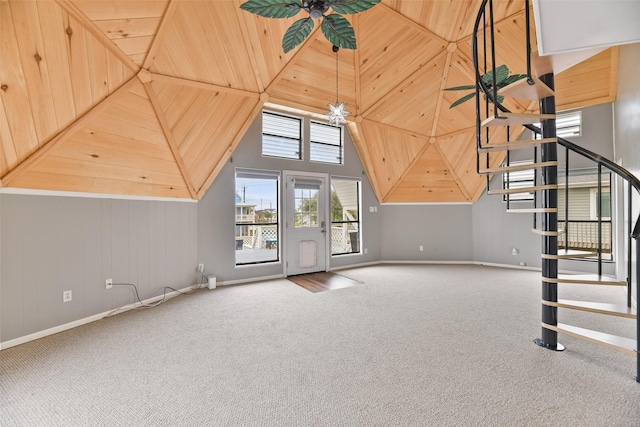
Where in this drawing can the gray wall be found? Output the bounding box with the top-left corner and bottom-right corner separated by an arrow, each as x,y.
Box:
1,194 -> 197,343
520,102 -> 614,170
613,42 -> 640,301
380,204 -> 473,261
614,43 -> 640,177
0,94 -> 628,346
197,109 -> 382,283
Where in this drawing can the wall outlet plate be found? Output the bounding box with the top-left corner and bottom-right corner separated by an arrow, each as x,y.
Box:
105,279 -> 112,289
63,290 -> 72,302
198,263 -> 204,273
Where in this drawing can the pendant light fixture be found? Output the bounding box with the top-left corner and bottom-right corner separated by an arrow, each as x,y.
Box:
326,45 -> 350,126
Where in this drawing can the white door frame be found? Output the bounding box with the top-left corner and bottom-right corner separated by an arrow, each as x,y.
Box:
283,170 -> 330,276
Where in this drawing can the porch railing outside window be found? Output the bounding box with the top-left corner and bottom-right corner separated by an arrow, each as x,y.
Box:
331,178 -> 360,255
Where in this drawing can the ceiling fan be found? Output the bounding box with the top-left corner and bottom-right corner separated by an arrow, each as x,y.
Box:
240,0 -> 381,53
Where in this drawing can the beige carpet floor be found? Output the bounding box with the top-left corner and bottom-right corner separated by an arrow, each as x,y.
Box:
1,264 -> 638,426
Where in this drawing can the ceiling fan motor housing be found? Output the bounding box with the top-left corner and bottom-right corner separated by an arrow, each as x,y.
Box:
304,0 -> 330,19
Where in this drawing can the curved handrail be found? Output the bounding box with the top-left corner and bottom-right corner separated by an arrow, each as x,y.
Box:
472,0 -> 640,384
556,136 -> 640,191
471,0 -> 640,236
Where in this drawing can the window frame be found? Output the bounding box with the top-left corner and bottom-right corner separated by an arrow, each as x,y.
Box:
502,160 -> 535,202
234,168 -> 281,266
261,111 -> 303,161
310,120 -> 344,165
330,176 -> 361,256
534,110 -> 582,139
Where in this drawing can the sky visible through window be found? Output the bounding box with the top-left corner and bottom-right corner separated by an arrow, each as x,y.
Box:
236,178 -> 277,211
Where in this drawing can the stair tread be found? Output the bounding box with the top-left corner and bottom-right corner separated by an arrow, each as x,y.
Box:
543,299 -> 637,318
532,228 -> 566,236
541,249 -> 598,259
479,161 -> 557,174
482,112 -> 555,127
488,184 -> 557,195
532,48 -> 607,76
478,137 -> 556,153
542,322 -> 636,356
543,273 -> 627,286
498,75 -> 554,100
507,208 -> 557,214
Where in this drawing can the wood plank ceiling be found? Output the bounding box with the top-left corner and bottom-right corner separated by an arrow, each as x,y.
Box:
0,0 -> 619,201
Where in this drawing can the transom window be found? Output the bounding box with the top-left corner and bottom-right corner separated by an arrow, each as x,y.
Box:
262,111 -> 302,160
310,121 -> 343,164
534,110 -> 582,139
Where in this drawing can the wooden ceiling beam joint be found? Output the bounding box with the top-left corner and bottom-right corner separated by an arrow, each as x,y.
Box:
1,77 -> 138,186
196,99 -> 266,199
55,0 -> 140,73
142,0 -> 178,70
150,72 -> 261,99
142,81 -> 198,199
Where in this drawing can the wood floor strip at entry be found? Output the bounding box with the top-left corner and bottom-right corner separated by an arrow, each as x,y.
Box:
287,271 -> 363,293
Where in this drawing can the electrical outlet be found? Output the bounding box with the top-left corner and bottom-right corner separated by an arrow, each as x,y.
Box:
63,290 -> 72,302
419,245 -> 424,251
364,248 -> 368,254
198,263 -> 204,273
105,279 -> 112,289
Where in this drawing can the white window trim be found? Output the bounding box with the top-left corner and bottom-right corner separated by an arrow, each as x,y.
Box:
310,120 -> 344,165
261,110 -> 304,161
590,187 -> 611,220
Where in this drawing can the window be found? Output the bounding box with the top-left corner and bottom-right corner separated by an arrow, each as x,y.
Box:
534,110 -> 582,139
558,173 -> 612,259
330,178 -> 360,255
262,111 -> 302,160
310,121 -> 343,164
294,183 -> 319,228
235,169 -> 280,265
556,111 -> 582,138
590,188 -> 611,220
502,160 -> 535,201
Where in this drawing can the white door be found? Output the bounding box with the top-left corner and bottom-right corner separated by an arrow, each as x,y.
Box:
284,172 -> 328,276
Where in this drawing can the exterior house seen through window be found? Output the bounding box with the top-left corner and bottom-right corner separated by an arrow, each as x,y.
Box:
558,173 -> 612,259
331,178 -> 360,255
235,169 -> 280,265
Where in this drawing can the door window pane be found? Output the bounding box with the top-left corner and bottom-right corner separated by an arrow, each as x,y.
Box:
294,186 -> 319,228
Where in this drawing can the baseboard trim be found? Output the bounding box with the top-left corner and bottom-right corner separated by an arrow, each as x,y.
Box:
381,260 -> 475,265
216,274 -> 284,287
0,284 -> 200,351
330,261 -> 379,271
473,261 -> 542,271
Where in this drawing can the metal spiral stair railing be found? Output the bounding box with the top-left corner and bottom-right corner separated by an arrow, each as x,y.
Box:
471,0 -> 640,381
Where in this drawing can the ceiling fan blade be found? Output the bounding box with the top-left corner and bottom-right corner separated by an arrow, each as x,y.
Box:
327,0 -> 381,15
321,14 -> 356,50
282,17 -> 315,53
240,0 -> 303,18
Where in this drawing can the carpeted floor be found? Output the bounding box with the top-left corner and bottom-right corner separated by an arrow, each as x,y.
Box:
1,264 -> 638,426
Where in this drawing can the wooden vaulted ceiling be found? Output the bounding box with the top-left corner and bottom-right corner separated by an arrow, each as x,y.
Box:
0,0 -> 618,202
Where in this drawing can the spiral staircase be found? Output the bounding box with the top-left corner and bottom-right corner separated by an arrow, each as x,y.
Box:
472,0 -> 639,381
